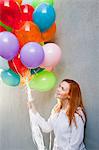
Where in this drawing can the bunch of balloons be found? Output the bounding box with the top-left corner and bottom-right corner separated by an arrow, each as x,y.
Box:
0,0 -> 62,92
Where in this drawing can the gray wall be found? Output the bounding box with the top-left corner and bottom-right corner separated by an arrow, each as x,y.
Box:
0,0 -> 99,150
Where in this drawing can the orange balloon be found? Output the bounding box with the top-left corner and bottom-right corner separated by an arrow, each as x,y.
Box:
14,21 -> 43,47
15,0 -> 22,5
42,23 -> 56,42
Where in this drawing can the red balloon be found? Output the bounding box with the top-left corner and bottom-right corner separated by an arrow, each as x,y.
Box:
21,4 -> 34,21
8,54 -> 28,76
0,26 -> 6,32
0,0 -> 22,29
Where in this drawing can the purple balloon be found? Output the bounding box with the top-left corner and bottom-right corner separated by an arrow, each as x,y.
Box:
20,42 -> 45,68
0,31 -> 19,60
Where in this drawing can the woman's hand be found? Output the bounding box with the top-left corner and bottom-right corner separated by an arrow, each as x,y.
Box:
27,101 -> 37,114
51,102 -> 62,115
27,101 -> 33,109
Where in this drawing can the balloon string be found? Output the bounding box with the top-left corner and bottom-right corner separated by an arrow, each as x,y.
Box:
33,67 -> 43,75
33,70 -> 38,75
36,68 -> 41,72
25,78 -> 34,102
12,59 -> 22,77
49,132 -> 52,150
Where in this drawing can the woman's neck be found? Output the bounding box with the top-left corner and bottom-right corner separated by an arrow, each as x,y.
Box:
61,99 -> 69,112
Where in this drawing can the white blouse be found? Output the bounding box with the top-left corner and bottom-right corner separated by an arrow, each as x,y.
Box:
30,108 -> 86,150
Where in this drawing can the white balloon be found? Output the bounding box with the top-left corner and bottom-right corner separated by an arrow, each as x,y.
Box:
40,43 -> 62,68
0,56 -> 9,70
22,0 -> 33,5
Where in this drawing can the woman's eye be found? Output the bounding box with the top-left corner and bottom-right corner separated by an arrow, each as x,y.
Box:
62,87 -> 64,90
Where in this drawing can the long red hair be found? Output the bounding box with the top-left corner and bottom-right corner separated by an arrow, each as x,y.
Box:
52,79 -> 86,126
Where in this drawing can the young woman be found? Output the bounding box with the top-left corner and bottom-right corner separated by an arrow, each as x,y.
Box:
27,79 -> 86,150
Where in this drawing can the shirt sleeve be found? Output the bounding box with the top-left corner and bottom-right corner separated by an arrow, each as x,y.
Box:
30,110 -> 53,133
67,113 -> 85,150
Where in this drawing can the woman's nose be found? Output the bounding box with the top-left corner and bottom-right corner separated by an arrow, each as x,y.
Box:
57,87 -> 61,93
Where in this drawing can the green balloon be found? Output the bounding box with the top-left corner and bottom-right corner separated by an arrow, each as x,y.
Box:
29,70 -> 57,91
1,69 -> 20,86
32,0 -> 54,8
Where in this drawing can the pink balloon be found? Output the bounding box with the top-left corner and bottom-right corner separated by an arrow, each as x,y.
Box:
45,66 -> 53,71
40,43 -> 62,68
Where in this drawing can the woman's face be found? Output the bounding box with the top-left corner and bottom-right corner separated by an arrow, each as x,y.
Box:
55,81 -> 70,100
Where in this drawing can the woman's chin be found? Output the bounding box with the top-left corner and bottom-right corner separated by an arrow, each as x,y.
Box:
55,94 -> 61,99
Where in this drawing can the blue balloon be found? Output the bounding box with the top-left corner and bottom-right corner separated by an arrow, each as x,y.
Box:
1,69 -> 20,86
33,3 -> 56,32
22,0 -> 33,5
0,56 -> 9,70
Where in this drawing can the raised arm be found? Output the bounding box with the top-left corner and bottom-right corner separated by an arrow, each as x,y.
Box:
27,101 -> 53,133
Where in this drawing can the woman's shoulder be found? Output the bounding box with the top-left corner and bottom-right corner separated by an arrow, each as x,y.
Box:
75,107 -> 86,123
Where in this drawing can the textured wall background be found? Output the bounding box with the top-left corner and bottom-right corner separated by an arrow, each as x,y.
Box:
0,0 -> 99,150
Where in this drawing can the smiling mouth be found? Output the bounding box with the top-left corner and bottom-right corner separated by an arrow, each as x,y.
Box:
55,93 -> 61,97
56,90 -> 60,94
